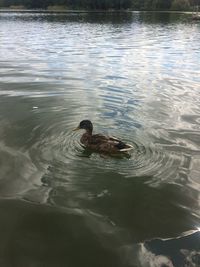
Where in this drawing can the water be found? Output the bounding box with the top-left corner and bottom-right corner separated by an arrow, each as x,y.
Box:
0,11 -> 200,267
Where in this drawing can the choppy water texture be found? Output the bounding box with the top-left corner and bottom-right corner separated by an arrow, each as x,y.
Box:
0,11 -> 200,267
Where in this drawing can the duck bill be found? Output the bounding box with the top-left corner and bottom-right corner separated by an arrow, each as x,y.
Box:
73,126 -> 80,131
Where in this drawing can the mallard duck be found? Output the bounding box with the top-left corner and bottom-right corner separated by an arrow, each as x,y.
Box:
73,120 -> 133,154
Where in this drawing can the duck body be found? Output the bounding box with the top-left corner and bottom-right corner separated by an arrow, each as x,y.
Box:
74,120 -> 133,154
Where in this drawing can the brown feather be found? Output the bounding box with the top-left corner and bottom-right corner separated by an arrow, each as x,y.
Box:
80,132 -> 133,154
76,120 -> 133,154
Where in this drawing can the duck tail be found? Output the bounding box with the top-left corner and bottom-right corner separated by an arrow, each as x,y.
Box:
119,144 -> 133,152
116,141 -> 133,152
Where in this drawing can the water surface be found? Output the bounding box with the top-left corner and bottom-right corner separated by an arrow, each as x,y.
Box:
0,11 -> 200,267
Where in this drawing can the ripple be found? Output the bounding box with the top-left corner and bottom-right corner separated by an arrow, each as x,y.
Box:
27,118 -> 184,188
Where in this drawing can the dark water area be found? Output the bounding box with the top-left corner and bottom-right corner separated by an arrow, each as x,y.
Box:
0,11 -> 200,267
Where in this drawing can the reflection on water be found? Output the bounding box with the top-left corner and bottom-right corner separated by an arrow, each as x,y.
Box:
0,11 -> 200,267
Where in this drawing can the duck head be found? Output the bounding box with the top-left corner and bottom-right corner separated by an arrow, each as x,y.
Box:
73,120 -> 93,133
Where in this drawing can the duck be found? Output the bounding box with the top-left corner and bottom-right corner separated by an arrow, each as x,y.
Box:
73,120 -> 133,154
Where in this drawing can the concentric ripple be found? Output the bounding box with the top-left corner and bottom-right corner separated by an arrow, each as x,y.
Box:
27,116 -> 184,186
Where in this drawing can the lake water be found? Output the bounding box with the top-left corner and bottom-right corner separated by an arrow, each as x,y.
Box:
0,11 -> 200,267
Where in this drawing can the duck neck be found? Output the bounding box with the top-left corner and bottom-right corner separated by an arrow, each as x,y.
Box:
86,129 -> 93,136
